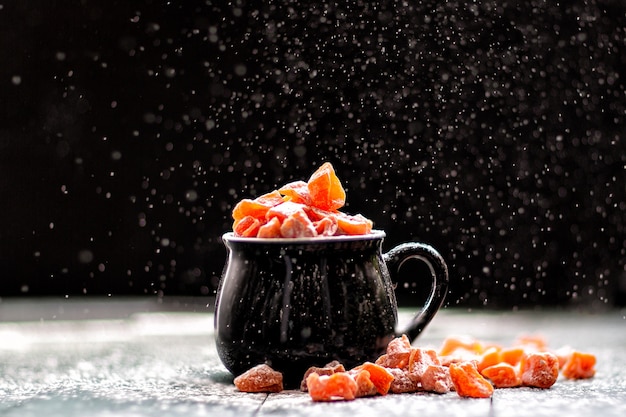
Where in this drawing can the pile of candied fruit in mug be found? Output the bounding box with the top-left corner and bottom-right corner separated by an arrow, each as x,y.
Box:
233,333 -> 596,401
232,162 -> 373,238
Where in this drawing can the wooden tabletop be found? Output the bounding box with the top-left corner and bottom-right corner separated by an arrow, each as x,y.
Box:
1,298 -> 624,417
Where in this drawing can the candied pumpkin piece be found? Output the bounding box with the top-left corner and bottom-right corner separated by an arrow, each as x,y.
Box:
307,162 -> 346,211
334,212 -> 373,235
439,335 -> 484,358
352,369 -> 379,397
351,362 -> 394,395
519,351 -> 559,389
279,180 -> 311,205
449,361 -> 494,398
561,351 -> 596,380
233,215 -> 263,237
421,364 -> 453,394
387,367 -> 420,393
376,334 -> 412,369
266,201 -> 309,222
233,364 -> 283,393
481,363 -> 521,388
257,216 -> 282,238
232,190 -> 284,222
280,210 -> 317,238
500,346 -> 526,366
313,216 -> 338,236
300,361 -> 346,391
477,346 -> 502,372
407,347 -> 441,383
306,372 -> 358,402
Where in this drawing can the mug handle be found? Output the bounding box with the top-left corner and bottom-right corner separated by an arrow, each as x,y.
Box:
383,242 -> 449,342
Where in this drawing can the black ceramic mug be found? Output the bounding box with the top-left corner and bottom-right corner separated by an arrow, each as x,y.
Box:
214,230 -> 448,387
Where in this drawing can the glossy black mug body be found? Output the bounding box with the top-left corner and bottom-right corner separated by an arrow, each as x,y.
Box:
214,230 -> 448,387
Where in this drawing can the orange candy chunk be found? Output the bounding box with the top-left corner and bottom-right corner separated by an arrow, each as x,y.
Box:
313,216 -> 338,236
280,210 -> 317,238
257,217 -> 282,238
561,351 -> 596,380
421,364 -> 453,394
477,346 -> 502,372
439,335 -> 484,358
449,361 -> 494,398
335,212 -> 373,235
266,201 -> 308,222
387,367 -> 419,393
351,362 -> 394,395
232,190 -> 284,222
278,180 -> 311,205
233,364 -> 284,393
300,361 -> 346,391
481,363 -> 521,388
500,346 -> 526,366
519,351 -> 559,389
408,347 -> 441,383
233,215 -> 262,237
376,334 -> 412,369
306,372 -> 358,402
352,370 -> 379,397
307,162 -> 346,211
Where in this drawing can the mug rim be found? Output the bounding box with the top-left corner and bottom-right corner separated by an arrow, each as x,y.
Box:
222,229 -> 386,243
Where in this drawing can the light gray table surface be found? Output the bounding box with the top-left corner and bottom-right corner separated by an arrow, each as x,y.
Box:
1,298 -> 625,417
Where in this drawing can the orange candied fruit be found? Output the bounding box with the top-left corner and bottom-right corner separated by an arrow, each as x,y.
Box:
351,362 -> 394,396
306,372 -> 358,402
233,364 -> 284,393
481,363 -> 521,388
449,361 -> 495,398
561,351 -> 596,380
307,161 -> 346,211
519,351 -> 559,389
230,162 -> 373,238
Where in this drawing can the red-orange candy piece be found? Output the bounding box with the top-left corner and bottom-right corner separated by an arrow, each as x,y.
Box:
232,190 -> 284,222
561,351 -> 596,380
519,351 -> 559,389
408,347 -> 441,383
376,334 -> 412,369
351,362 -> 394,395
233,215 -> 263,237
265,201 -> 308,222
233,364 -> 284,393
313,216 -> 338,236
449,361 -> 494,398
477,346 -> 502,373
387,368 -> 419,393
280,210 -> 317,238
279,180 -> 311,205
307,162 -> 346,211
352,370 -> 379,397
421,364 -> 453,394
257,217 -> 282,238
300,361 -> 346,391
500,346 -> 526,366
334,212 -> 373,235
481,363 -> 521,388
306,372 -> 358,402
439,335 -> 484,358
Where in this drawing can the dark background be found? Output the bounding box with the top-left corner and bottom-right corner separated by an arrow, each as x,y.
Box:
1,0 -> 624,309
